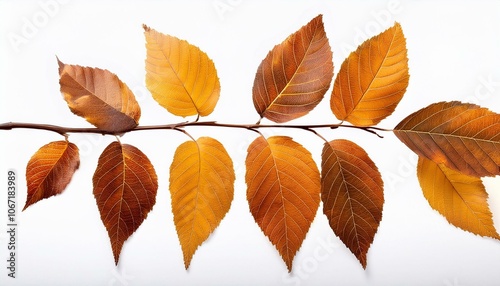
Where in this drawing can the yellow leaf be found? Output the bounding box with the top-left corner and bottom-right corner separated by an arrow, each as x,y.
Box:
93,142 -> 158,264
245,136 -> 320,271
252,15 -> 333,123
144,25 -> 220,118
417,156 -> 499,239
394,101 -> 500,177
170,137 -> 235,269
24,140 -> 80,211
321,139 -> 384,269
58,59 -> 141,133
331,23 -> 409,126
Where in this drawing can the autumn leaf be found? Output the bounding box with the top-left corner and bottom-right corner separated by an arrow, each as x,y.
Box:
394,101 -> 500,177
170,137 -> 235,269
144,25 -> 220,118
252,15 -> 333,123
93,141 -> 158,264
58,59 -> 141,133
321,139 -> 384,268
24,140 -> 80,211
245,136 -> 320,271
417,156 -> 499,239
331,23 -> 409,127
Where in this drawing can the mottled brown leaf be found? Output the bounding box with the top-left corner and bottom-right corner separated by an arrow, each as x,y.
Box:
321,139 -> 384,268
417,156 -> 499,239
93,141 -> 158,264
58,59 -> 141,133
331,23 -> 409,127
252,15 -> 333,123
144,25 -> 220,118
24,140 -> 79,211
245,136 -> 320,271
394,101 -> 500,177
170,137 -> 235,269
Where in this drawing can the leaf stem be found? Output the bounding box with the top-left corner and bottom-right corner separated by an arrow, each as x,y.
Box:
0,121 -> 391,138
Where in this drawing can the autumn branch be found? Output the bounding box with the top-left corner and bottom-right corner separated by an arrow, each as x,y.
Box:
0,121 -> 390,138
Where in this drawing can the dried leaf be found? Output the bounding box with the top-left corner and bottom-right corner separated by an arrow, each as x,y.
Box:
321,139 -> 383,268
417,156 -> 499,239
24,140 -> 80,211
144,25 -> 220,118
58,59 -> 141,133
93,141 -> 158,264
245,136 -> 320,271
394,101 -> 500,177
252,15 -> 333,123
331,23 -> 409,126
170,137 -> 235,269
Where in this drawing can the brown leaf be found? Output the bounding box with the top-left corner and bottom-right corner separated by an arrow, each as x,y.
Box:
93,141 -> 158,264
245,136 -> 320,271
170,137 -> 235,269
394,101 -> 500,177
321,139 -> 384,268
144,25 -> 220,118
24,140 -> 80,211
417,156 -> 499,239
58,59 -> 141,133
252,15 -> 333,123
331,23 -> 409,127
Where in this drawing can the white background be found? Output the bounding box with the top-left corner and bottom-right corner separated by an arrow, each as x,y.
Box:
1,0 -> 500,285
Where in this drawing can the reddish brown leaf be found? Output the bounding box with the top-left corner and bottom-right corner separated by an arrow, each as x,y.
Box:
331,23 -> 409,127
245,136 -> 320,271
321,139 -> 384,268
93,141 -> 158,264
170,137 -> 235,269
252,15 -> 333,123
417,156 -> 499,239
144,25 -> 220,118
58,59 -> 141,132
394,101 -> 500,177
24,140 -> 80,211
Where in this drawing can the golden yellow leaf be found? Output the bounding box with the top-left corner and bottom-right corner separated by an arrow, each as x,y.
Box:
331,23 -> 409,126
252,15 -> 333,123
144,25 -> 220,118
321,139 -> 384,269
58,59 -> 141,133
24,140 -> 80,211
245,136 -> 320,271
93,142 -> 158,264
417,156 -> 499,239
170,137 -> 235,269
394,101 -> 500,177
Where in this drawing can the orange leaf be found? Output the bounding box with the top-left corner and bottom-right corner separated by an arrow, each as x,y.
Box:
245,136 -> 320,271
252,15 -> 333,123
93,141 -> 158,264
24,140 -> 80,211
417,156 -> 499,239
394,101 -> 500,177
321,139 -> 384,268
58,59 -> 141,133
144,25 -> 220,118
331,23 -> 409,126
170,137 -> 235,269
